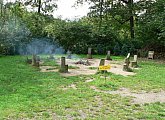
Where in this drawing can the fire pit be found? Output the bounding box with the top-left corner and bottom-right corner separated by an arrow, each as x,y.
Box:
75,59 -> 91,66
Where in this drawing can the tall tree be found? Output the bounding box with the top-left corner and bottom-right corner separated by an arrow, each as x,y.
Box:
24,0 -> 57,14
77,0 -> 135,38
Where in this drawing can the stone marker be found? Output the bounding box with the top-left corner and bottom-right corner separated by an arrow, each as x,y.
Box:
59,57 -> 68,73
131,55 -> 138,68
148,51 -> 154,59
123,53 -> 132,72
106,51 -> 112,60
87,48 -> 92,59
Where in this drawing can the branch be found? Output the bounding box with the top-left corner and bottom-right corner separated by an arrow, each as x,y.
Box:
112,16 -> 130,24
121,0 -> 129,4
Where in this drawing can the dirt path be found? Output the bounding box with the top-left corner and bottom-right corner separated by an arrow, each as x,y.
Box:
90,86 -> 165,104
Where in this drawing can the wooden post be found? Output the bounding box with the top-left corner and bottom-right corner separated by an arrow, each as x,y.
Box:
131,55 -> 138,68
26,57 -> 32,64
99,59 -> 105,66
32,54 -> 39,67
106,51 -> 112,60
32,54 -> 37,66
87,48 -> 92,59
61,57 -> 65,66
59,57 -> 68,73
123,53 -> 132,72
98,59 -> 106,73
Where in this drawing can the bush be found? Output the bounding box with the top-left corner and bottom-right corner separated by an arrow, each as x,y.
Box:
121,44 -> 129,56
114,43 -> 121,55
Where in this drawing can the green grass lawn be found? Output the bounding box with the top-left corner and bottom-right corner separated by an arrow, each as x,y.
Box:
0,56 -> 165,119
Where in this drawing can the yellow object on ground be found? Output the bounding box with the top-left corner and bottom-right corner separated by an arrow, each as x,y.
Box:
99,65 -> 111,70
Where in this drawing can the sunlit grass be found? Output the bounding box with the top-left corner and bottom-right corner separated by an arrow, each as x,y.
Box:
0,56 -> 165,119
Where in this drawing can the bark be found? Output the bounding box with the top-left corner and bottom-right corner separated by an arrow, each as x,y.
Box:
38,0 -> 41,13
129,0 -> 134,39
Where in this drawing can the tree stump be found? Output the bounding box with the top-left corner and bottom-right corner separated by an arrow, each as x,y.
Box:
123,64 -> 128,71
97,59 -> 106,73
123,53 -> 132,72
32,54 -> 37,66
59,57 -> 68,73
130,55 -> 138,68
36,61 -> 40,67
130,61 -> 137,68
99,59 -> 105,66
32,54 -> 39,67
123,64 -> 133,72
106,51 -> 112,60
26,57 -> 32,64
87,48 -> 92,59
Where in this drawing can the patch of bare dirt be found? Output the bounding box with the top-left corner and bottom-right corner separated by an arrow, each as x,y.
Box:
58,58 -> 136,77
39,58 -> 136,76
90,86 -> 165,104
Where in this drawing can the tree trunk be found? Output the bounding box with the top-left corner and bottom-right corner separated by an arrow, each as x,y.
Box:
99,0 -> 104,30
38,0 -> 41,13
129,0 -> 134,39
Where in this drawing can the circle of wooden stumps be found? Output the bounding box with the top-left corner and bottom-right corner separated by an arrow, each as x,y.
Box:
59,57 -> 68,73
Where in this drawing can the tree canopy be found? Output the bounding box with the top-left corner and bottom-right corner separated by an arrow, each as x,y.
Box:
0,0 -> 164,58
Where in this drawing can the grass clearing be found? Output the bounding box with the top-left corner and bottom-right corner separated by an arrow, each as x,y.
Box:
0,56 -> 165,119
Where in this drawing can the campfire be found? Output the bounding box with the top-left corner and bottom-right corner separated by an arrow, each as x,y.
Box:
75,59 -> 91,66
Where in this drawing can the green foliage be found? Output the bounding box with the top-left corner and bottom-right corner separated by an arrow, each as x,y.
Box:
0,0 -> 165,56
121,44 -> 129,56
113,43 -> 120,55
136,0 -> 165,51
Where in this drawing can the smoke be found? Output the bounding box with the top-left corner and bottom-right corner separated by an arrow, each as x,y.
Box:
19,38 -> 65,55
0,14 -> 31,55
0,13 -> 65,55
